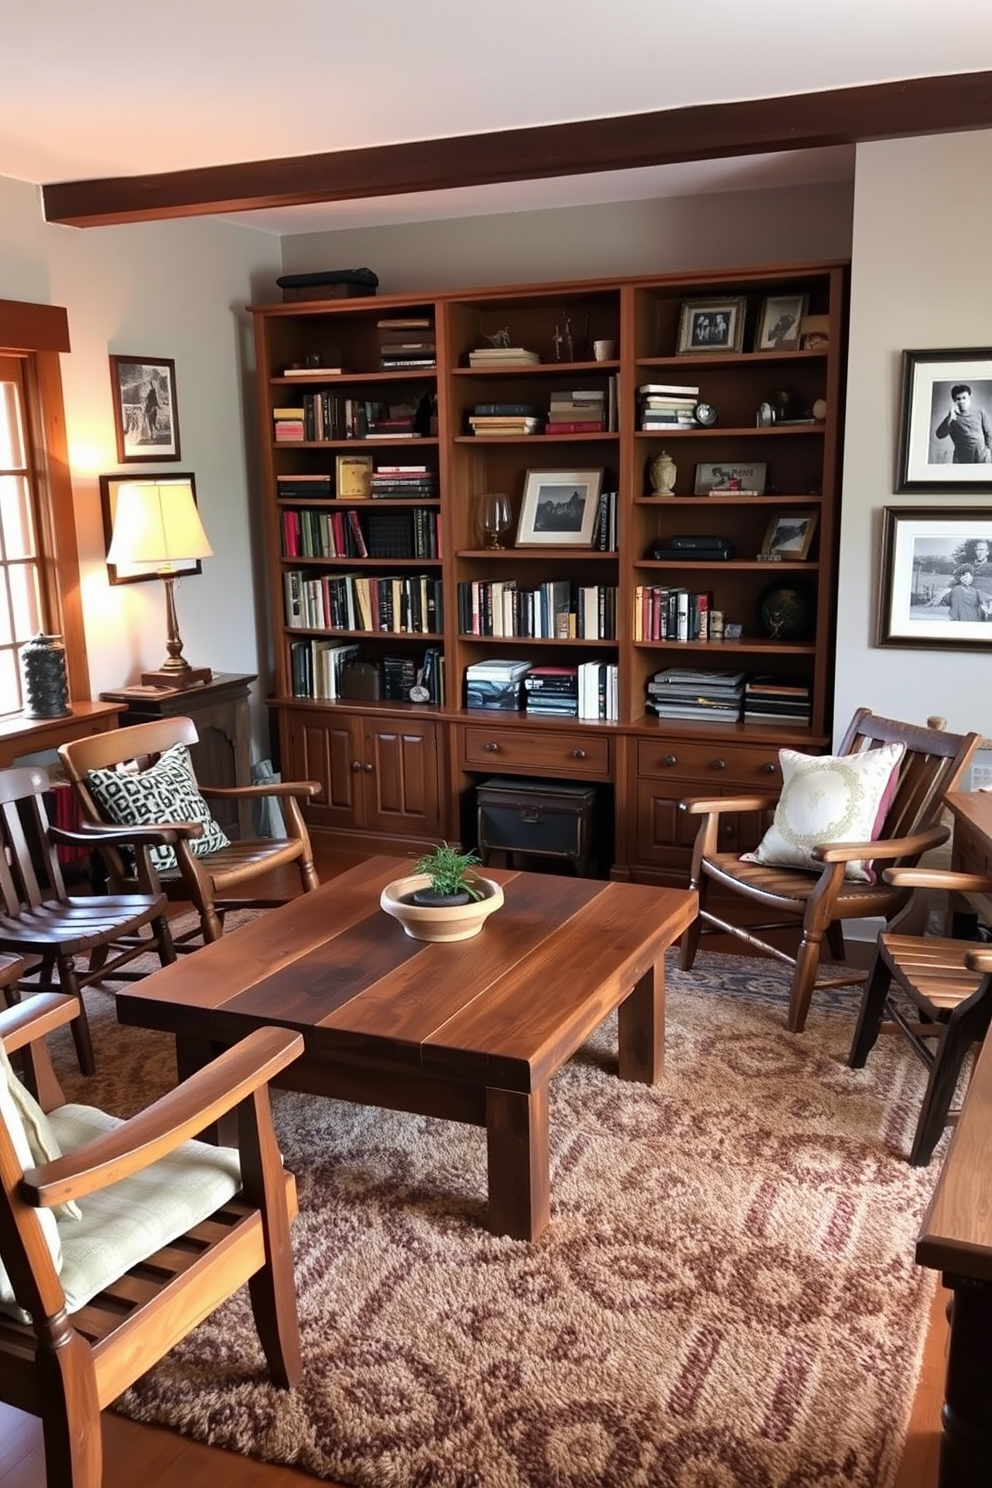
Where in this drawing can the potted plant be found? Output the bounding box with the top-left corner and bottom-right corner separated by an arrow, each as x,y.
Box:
380,843 -> 504,942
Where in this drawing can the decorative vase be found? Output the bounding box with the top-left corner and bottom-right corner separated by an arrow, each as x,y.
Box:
19,632 -> 70,718
649,450 -> 677,496
380,874 -> 504,942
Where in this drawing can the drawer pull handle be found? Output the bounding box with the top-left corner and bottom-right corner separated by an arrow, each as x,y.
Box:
571,748 -> 587,760
710,759 -> 727,771
350,760 -> 362,772
363,762 -> 374,774
662,754 -> 677,767
483,741 -> 500,753
761,761 -> 778,774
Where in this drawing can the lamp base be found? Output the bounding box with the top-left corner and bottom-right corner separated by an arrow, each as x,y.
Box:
141,665 -> 212,690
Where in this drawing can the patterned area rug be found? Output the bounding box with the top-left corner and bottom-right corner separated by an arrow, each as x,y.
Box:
51,917 -> 941,1488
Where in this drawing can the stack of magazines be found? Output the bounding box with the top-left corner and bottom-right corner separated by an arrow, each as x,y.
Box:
743,676 -> 812,726
646,668 -> 745,722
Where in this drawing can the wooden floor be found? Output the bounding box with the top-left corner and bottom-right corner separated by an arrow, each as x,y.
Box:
0,843 -> 948,1488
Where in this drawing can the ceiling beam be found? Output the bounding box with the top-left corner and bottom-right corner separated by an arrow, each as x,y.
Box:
43,71 -> 992,229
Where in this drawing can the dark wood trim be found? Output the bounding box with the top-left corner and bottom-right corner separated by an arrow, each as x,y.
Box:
43,72 -> 992,229
0,298 -> 70,352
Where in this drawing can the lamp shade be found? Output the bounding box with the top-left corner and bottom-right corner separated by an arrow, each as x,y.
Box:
107,479 -> 213,570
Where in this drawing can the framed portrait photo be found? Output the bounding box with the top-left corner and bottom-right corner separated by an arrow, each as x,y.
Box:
760,511 -> 818,560
676,297 -> 746,355
99,473 -> 202,585
516,469 -> 604,546
877,506 -> 992,649
109,355 -> 181,462
754,294 -> 809,352
896,348 -> 992,492
694,461 -> 767,495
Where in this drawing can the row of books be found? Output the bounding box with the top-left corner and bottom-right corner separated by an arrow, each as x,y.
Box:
522,663 -> 619,721
646,667 -> 745,722
289,640 -> 360,701
638,381 -> 700,431
466,379 -> 619,436
284,569 -> 444,634
457,580 -> 617,640
383,648 -> 445,704
273,392 -> 433,442
280,506 -> 441,561
633,585 -> 713,642
377,316 -> 436,371
277,466 -> 439,502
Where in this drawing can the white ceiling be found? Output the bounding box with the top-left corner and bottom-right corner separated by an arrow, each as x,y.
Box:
4,0 -> 992,236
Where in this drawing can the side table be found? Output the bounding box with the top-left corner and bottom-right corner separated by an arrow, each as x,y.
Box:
100,673 -> 256,838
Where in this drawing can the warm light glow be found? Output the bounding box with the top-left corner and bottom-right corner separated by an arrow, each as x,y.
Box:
107,480 -> 212,571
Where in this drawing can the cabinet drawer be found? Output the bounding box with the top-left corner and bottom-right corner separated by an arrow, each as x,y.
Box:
463,726 -> 611,779
636,738 -> 782,785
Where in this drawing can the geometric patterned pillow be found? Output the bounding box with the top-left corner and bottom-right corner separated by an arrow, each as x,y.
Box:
85,741 -> 230,874
741,741 -> 906,884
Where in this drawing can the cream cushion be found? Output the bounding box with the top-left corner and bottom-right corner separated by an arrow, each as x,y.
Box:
0,1048 -> 63,1311
742,742 -> 906,884
0,1041 -> 82,1224
85,741 -> 230,872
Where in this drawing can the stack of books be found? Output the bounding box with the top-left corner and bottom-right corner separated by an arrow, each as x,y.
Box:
273,405 -> 305,441
523,665 -> 579,717
545,388 -> 606,434
468,403 -> 541,436
464,658 -> 531,710
377,317 -> 436,370
468,346 -> 540,368
646,667 -> 745,722
369,464 -> 438,498
743,676 -> 812,727
637,383 -> 700,430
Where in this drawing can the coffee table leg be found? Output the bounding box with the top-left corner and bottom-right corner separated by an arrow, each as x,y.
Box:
617,961 -> 664,1083
485,1083 -> 550,1241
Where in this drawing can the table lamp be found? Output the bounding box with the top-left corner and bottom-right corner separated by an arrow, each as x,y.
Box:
107,478 -> 213,687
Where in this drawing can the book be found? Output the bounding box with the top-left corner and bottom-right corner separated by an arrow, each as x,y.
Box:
282,367 -> 346,377
544,421 -> 605,434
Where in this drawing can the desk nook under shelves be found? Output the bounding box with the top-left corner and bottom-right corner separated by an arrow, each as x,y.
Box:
250,260 -> 846,880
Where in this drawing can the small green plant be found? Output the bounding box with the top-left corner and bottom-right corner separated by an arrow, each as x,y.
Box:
414,842 -> 485,901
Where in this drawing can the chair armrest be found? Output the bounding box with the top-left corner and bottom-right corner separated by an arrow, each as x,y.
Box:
198,780 -> 322,802
48,820 -> 202,849
20,1026 -> 304,1210
0,991 -> 76,1051
965,947 -> 992,975
881,867 -> 992,894
679,792 -> 779,816
812,823 -> 949,865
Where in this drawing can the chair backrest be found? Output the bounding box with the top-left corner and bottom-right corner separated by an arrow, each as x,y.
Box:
837,707 -> 981,851
59,715 -> 201,821
0,765 -> 66,917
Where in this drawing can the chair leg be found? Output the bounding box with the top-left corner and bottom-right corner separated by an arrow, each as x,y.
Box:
849,946 -> 893,1067
297,852 -> 319,894
40,1328 -> 102,1488
910,999 -> 992,1166
679,868 -> 709,971
56,956 -> 95,1076
826,920 -> 846,962
787,932 -> 824,1033
154,913 -> 178,967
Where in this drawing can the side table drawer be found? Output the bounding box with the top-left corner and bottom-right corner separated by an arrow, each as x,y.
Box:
463,726 -> 611,780
637,738 -> 782,785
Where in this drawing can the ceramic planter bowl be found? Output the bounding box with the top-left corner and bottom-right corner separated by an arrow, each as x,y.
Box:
380,873 -> 504,942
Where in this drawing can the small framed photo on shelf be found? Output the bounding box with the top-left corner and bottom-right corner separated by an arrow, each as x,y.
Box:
99,473 -> 201,584
109,355 -> 180,462
336,453 -> 373,499
516,469 -> 604,546
754,294 -> 809,352
760,512 -> 818,560
676,298 -> 746,355
694,462 -> 767,495
896,348 -> 992,493
877,506 -> 992,649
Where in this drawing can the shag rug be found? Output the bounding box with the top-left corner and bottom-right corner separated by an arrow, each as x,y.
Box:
50,914 -> 943,1488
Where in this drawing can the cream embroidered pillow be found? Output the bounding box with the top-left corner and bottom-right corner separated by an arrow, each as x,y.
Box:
742,742 -> 906,883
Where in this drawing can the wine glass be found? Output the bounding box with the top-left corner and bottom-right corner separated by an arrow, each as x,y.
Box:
478,492 -> 513,550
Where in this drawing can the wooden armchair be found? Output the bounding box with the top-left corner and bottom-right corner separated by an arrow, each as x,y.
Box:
59,715 -> 322,948
0,977 -> 303,1488
678,709 -> 981,1033
0,765 -> 179,1075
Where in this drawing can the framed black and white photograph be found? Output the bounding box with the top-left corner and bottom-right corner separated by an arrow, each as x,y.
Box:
760,511 -> 818,560
516,469 -> 604,546
109,354 -> 181,462
877,506 -> 992,649
676,298 -> 746,355
99,473 -> 202,584
694,461 -> 767,495
896,348 -> 992,492
754,294 -> 809,352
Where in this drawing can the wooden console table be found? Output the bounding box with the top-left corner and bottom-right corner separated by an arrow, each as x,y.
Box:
0,699 -> 124,769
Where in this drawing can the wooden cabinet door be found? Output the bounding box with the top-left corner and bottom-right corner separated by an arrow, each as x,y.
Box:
282,709 -> 361,831
360,720 -> 442,837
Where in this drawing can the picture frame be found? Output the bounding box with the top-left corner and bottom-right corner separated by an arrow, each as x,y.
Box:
109,355 -> 180,462
896,348 -> 992,492
760,511 -> 818,560
694,461 -> 767,495
99,472 -> 202,585
336,453 -> 374,499
676,297 -> 746,355
877,506 -> 992,649
516,469 -> 604,546
754,294 -> 809,352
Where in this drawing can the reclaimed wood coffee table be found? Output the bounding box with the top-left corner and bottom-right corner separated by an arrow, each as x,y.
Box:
116,855 -> 696,1240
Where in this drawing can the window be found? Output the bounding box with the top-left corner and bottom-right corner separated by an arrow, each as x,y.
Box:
0,298 -> 89,718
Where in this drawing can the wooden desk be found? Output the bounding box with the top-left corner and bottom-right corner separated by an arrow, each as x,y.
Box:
116,855 -> 697,1241
0,700 -> 124,769
946,790 -> 992,934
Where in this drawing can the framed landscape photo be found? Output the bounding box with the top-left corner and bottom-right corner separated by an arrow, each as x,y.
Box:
109,355 -> 180,462
896,348 -> 992,492
99,473 -> 201,584
760,511 -> 818,560
694,461 -> 767,495
516,469 -> 603,546
754,294 -> 809,352
877,506 -> 992,649
676,297 -> 746,355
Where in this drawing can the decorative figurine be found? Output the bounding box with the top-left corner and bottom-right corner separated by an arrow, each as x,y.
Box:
649,450 -> 677,496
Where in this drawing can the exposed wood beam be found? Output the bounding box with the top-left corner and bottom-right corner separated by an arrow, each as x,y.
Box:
43,72 -> 992,229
